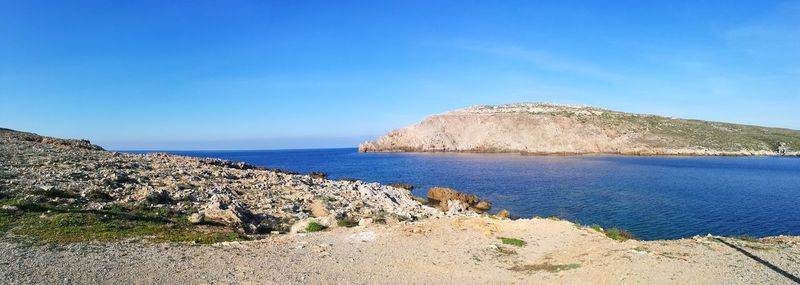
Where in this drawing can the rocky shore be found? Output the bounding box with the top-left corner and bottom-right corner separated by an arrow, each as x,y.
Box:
3,128 -> 800,284
359,103 -> 800,156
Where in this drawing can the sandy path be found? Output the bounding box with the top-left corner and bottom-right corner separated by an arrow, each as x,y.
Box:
2,217 -> 799,284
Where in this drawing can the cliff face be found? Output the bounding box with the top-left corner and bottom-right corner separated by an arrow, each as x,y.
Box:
359,103 -> 800,156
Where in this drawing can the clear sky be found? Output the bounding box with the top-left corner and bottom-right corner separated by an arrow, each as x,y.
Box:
1,1 -> 798,150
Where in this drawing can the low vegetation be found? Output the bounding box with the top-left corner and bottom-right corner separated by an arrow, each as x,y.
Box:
336,218 -> 359,228
499,237 -> 526,247
735,235 -> 759,242
0,198 -> 242,244
305,222 -> 326,232
604,228 -> 636,241
509,263 -> 581,273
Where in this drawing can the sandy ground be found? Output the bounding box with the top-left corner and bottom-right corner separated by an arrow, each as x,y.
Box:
2,217 -> 799,285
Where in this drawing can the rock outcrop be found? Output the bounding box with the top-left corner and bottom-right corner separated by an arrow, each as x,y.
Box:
359,103 -> 800,156
426,187 -> 491,213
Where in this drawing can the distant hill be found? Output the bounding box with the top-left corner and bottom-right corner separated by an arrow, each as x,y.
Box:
359,103 -> 800,156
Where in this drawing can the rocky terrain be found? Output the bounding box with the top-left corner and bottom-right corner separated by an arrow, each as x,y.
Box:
0,128 -> 449,240
360,103 -> 800,156
2,127 -> 800,284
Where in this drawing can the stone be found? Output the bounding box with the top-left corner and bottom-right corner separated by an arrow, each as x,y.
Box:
358,218 -> 373,227
427,187 -> 491,213
496,209 -> 510,218
778,142 -> 787,155
1,205 -> 19,211
188,213 -> 204,224
133,188 -> 172,204
309,199 -> 329,218
446,200 -> 468,214
290,219 -> 313,234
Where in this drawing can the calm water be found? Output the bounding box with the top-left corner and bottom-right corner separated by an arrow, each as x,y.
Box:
128,148 -> 800,240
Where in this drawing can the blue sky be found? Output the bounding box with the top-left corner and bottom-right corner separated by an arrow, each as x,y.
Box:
1,0 -> 798,150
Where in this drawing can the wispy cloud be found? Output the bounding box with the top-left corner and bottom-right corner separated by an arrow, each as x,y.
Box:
425,41 -> 621,81
722,2 -> 800,63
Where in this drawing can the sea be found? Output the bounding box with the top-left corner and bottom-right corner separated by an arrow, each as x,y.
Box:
126,148 -> 800,240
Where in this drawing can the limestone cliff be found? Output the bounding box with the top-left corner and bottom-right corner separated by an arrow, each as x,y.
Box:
359,103 -> 800,156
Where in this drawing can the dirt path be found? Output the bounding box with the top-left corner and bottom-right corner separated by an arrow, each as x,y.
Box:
2,217 -> 799,284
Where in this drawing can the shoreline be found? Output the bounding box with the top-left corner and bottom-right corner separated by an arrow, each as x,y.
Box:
3,128 -> 800,283
360,149 -> 800,157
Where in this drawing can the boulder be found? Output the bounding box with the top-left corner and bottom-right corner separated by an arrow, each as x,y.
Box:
188,212 -> 204,224
427,187 -> 492,213
201,194 -> 254,227
496,209 -> 510,218
358,218 -> 373,227
446,200 -> 468,214
133,188 -> 172,204
203,203 -> 242,226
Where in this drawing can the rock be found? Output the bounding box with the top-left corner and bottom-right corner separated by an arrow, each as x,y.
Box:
473,200 -> 492,212
358,218 -> 373,227
446,200 -> 469,214
778,142 -> 787,155
290,219 -> 313,234
202,196 -> 253,227
427,187 -> 491,213
310,199 -> 329,218
388,183 -> 414,191
309,172 -> 327,179
188,213 -> 204,224
1,205 -> 19,211
133,188 -> 172,204
496,209 -> 510,218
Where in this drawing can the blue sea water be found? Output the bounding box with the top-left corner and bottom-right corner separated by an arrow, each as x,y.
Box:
127,148 -> 800,240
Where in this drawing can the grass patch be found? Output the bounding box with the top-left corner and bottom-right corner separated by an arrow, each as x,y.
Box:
31,188 -> 79,199
590,224 -> 603,232
0,200 -> 242,244
306,222 -> 326,232
604,228 -> 636,241
735,235 -> 759,242
336,218 -> 359,228
510,263 -> 581,273
499,237 -> 526,247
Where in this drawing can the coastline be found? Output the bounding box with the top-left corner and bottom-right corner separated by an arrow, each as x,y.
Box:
3,128 -> 800,284
359,148 -> 800,157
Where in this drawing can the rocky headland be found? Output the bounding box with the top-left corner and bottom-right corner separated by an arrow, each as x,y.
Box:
2,127 -> 800,284
359,103 -> 800,156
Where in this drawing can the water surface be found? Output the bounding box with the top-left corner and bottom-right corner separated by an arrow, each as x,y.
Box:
127,148 -> 800,240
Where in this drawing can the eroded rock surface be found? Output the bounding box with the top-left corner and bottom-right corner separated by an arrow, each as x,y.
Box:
360,103 -> 800,156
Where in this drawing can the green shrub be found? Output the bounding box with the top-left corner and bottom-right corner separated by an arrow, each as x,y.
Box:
306,222 -> 326,232
499,237 -> 526,247
336,219 -> 358,228
604,228 -> 636,241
